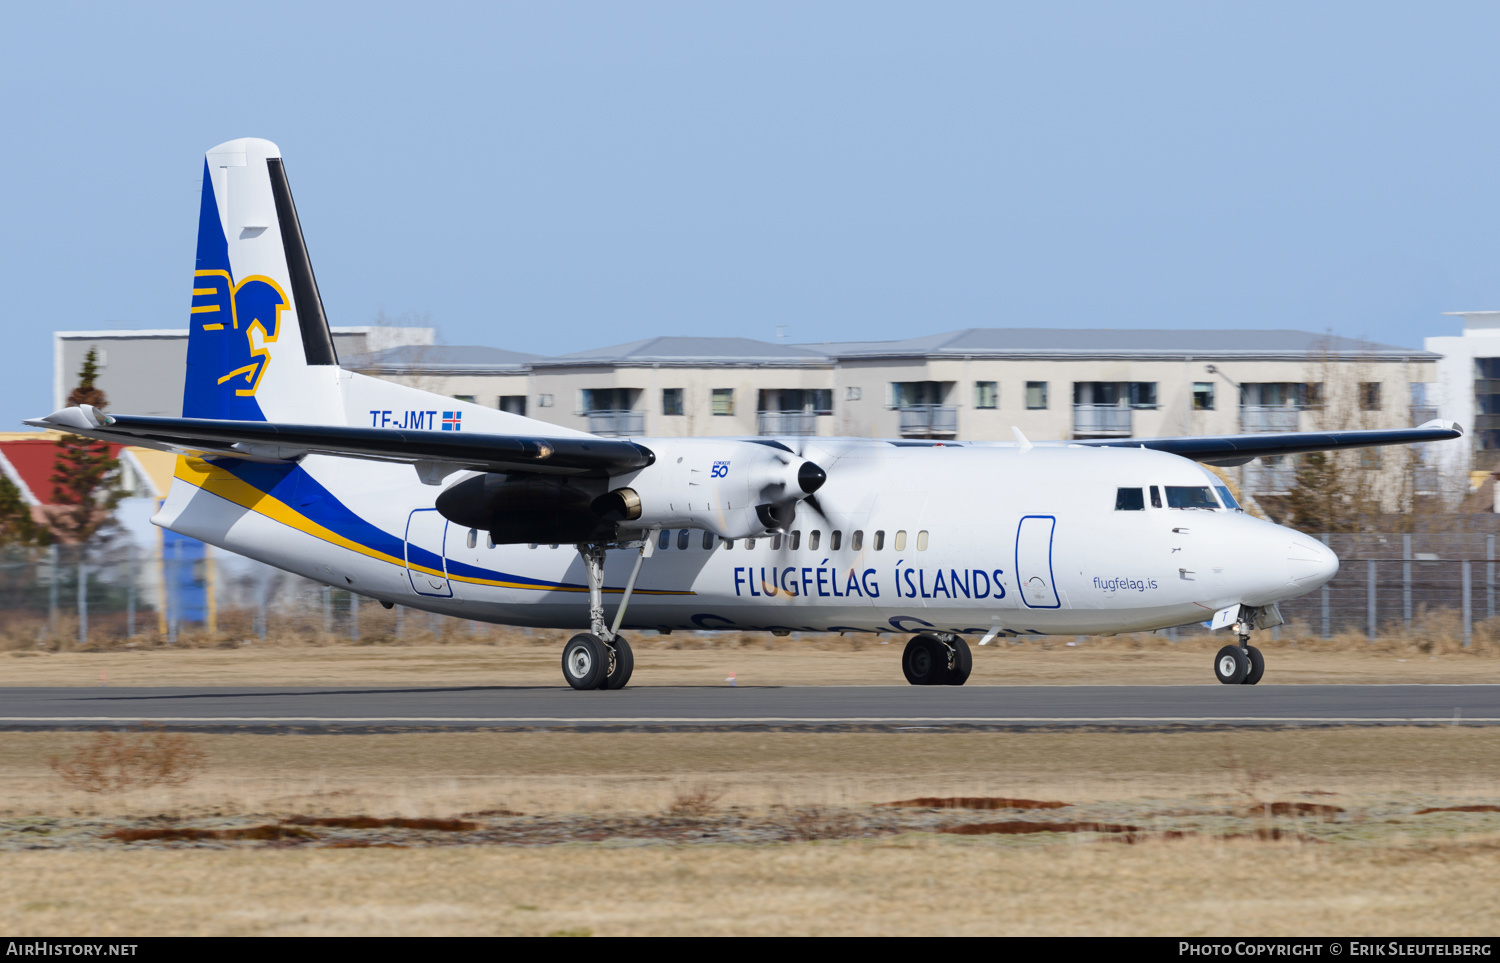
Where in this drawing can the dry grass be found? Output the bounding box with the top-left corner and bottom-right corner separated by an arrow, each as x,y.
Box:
47,726 -> 206,793
7,628 -> 1500,687
5,727 -> 1500,935
5,836 -> 1500,936
4,727 -> 1500,819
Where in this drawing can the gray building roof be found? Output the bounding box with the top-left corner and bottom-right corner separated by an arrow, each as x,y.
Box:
537,336 -> 831,367
351,345 -> 545,375
810,328 -> 1438,362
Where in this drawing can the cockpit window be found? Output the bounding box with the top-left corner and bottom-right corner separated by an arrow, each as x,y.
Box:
1115,487 -> 1145,511
1215,486 -> 1241,510
1149,485 -> 1162,508
1165,485 -> 1218,509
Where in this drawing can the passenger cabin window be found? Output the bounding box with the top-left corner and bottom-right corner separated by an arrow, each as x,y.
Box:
467,529 -> 478,549
723,539 -> 734,549
702,531 -> 714,550
1115,488 -> 1145,511
874,530 -> 885,551
745,538 -> 756,550
851,531 -> 863,551
486,534 -> 494,549
1165,486 -> 1217,509
916,530 -> 929,551
1215,486 -> 1241,510
894,530 -> 907,551
678,529 -> 690,551
790,531 -> 801,551
772,534 -> 783,550
830,531 -> 842,551
659,530 -> 671,550
809,531 -> 820,551
1149,486 -> 1162,509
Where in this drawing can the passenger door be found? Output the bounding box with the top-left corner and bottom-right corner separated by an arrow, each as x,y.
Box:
1015,515 -> 1061,609
404,508 -> 452,597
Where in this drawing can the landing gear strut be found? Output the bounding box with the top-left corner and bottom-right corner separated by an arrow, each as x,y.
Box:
561,540 -> 651,690
1213,622 -> 1264,686
902,633 -> 972,686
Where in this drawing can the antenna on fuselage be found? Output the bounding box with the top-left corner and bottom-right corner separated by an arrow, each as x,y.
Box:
1012,426 -> 1033,453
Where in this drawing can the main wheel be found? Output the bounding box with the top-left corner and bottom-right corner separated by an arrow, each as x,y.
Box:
1241,645 -> 1265,685
602,636 -> 634,690
902,634 -> 948,686
946,637 -> 973,686
1213,644 -> 1249,685
562,634 -> 608,690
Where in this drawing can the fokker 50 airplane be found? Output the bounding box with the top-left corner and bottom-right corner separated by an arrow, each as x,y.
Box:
30,139 -> 1462,690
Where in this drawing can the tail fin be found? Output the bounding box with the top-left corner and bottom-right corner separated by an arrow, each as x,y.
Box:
184,138 -> 340,421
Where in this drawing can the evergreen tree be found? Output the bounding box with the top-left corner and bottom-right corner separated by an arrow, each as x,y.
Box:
49,349 -> 124,545
1285,451 -> 1358,533
0,474 -> 46,546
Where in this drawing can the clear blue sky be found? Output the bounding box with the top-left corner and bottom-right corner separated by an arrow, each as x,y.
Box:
5,2 -> 1500,423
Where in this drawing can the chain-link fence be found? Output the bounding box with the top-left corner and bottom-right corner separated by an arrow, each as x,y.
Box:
5,533 -> 1499,647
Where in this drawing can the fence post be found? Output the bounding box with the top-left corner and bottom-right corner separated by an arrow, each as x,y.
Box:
1488,534 -> 1495,621
125,551 -> 136,639
322,586 -> 332,635
256,577 -> 268,644
1367,559 -> 1377,641
1462,559 -> 1473,648
168,539 -> 181,645
1403,534 -> 1412,628
47,543 -> 58,639
77,557 -> 88,646
349,592 -> 360,642
395,604 -> 405,641
1321,534 -> 1332,638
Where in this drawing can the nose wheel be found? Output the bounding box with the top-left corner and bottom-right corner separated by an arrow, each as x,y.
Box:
1214,631 -> 1264,685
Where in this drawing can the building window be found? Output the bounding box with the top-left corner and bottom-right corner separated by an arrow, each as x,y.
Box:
498,395 -> 527,416
1127,382 -> 1157,409
662,388 -> 684,416
1360,383 -> 1382,411
1025,382 -> 1048,410
538,394 -> 554,408
974,381 -> 998,409
1193,382 -> 1215,411
453,395 -> 475,403
712,388 -> 735,415
845,386 -> 862,401
1360,448 -> 1382,470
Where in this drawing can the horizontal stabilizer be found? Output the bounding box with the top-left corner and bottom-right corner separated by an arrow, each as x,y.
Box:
1074,420 -> 1463,466
25,407 -> 654,478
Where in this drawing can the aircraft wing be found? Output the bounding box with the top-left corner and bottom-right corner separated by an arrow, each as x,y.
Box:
24,407 -> 653,478
1072,420 -> 1464,466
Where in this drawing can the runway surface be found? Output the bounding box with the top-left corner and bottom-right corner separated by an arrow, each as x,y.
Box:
2,684 -> 1498,730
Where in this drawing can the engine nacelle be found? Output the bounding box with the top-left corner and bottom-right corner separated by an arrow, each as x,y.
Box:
603,437 -> 824,539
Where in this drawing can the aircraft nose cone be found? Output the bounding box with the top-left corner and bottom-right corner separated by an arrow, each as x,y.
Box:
798,461 -> 827,494
1287,538 -> 1339,589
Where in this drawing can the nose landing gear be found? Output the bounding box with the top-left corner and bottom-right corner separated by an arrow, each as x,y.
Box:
1213,623 -> 1264,685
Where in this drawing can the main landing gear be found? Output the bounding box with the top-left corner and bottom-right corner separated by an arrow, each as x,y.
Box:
1213,623 -> 1265,686
902,633 -> 973,686
561,540 -> 651,690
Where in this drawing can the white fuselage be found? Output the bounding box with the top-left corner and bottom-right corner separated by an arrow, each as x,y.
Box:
155,438 -> 1338,637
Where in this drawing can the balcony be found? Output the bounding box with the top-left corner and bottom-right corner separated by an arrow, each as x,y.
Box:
1240,406 -> 1300,433
1242,457 -> 1298,494
757,410 -> 818,436
585,409 -> 644,436
897,405 -> 958,437
1072,405 -> 1133,437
